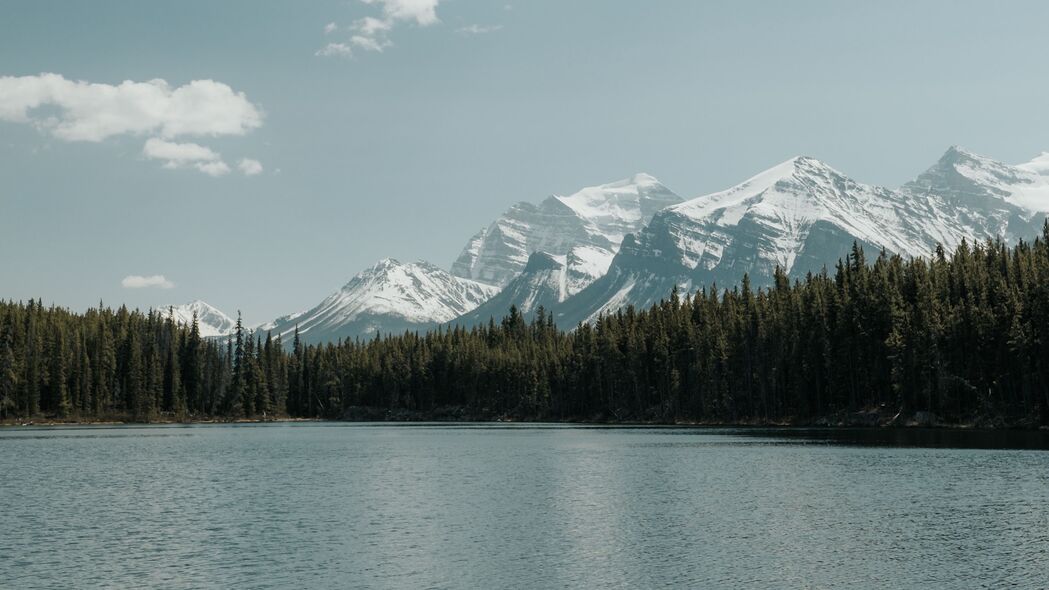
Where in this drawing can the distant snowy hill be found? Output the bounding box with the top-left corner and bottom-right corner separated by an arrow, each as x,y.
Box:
261,259 -> 498,345
158,300 -> 236,338
555,148 -> 1049,326
451,173 -> 683,288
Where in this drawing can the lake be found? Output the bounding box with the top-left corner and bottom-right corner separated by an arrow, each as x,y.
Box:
2,423 -> 1048,589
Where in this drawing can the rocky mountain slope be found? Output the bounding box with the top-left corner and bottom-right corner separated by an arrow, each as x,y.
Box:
260,259 -> 498,345
158,300 -> 237,338
450,173 -> 682,288
554,148 -> 1049,325
253,147 -> 1049,341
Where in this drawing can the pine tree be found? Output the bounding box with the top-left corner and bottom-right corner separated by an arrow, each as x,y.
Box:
166,332 -> 186,419
0,337 -> 19,420
48,325 -> 71,417
141,343 -> 161,422
126,330 -> 145,420
229,312 -> 247,417
184,311 -> 203,416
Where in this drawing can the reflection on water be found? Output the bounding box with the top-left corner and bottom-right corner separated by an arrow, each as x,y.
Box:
739,426 -> 1049,450
2,423 -> 1047,589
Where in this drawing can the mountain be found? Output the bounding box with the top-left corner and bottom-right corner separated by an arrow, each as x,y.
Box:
903,146 -> 1049,232
450,173 -> 683,288
254,146 -> 1049,343
260,259 -> 498,345
158,300 -> 236,338
453,247 -> 609,326
556,149 -> 1049,326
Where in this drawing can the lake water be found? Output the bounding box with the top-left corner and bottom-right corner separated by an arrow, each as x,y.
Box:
2,423 -> 1048,589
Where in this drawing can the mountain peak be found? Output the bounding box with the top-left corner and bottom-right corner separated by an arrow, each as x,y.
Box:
372,257 -> 403,268
349,259 -> 453,290
159,300 -> 236,338
268,258 -> 500,344
671,155 -> 844,218
789,155 -> 838,173
554,173 -> 682,226
906,146 -> 1049,212
451,173 -> 682,287
607,172 -> 662,188
938,145 -> 988,165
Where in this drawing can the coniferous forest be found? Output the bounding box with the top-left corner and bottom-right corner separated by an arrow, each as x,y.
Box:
3,229 -> 1049,427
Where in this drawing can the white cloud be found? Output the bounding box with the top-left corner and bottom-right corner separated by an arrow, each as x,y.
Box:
142,138 -> 230,176
0,73 -> 263,142
196,160 -> 231,177
238,158 -> 263,176
351,35 -> 391,52
354,16 -> 393,36
143,137 -> 220,164
317,0 -> 440,59
362,0 -> 439,26
0,73 -> 265,176
324,22 -> 338,34
122,275 -> 175,289
316,42 -> 355,58
457,24 -> 503,35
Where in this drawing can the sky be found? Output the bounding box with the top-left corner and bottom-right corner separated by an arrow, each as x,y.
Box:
2,0 -> 1049,325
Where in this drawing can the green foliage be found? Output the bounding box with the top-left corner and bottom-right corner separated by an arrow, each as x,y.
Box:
2,229 -> 1049,424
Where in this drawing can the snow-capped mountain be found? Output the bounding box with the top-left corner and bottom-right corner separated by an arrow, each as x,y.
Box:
157,300 -> 236,338
261,259 -> 498,345
451,173 -> 682,288
903,146 -> 1049,227
453,248 -> 607,327
244,146 -> 1049,343
556,148 -> 1049,325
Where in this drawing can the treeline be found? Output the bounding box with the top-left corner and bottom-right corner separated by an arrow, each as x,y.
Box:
3,228 -> 1049,425
295,232 -> 1049,425
0,303 -> 288,421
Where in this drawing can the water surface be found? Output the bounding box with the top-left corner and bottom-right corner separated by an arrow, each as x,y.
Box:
2,423 -> 1047,589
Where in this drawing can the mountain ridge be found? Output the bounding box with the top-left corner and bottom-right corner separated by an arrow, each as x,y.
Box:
260,258 -> 497,345
253,147 -> 1049,341
550,148 -> 1049,326
450,173 -> 683,287
158,300 -> 236,338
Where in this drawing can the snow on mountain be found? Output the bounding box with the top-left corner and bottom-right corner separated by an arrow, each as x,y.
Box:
454,252 -> 568,327
557,149 -> 1049,326
1016,151 -> 1049,177
450,174 -> 682,288
228,146 -> 1049,343
262,258 -> 498,345
555,173 -> 678,245
904,145 -> 1049,217
659,156 -> 939,270
453,245 -> 615,327
158,300 -> 236,338
563,245 -> 616,296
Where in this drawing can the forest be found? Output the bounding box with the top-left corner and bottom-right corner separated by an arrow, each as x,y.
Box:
2,226 -> 1048,427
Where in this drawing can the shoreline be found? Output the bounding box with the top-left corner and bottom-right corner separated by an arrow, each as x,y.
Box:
0,416 -> 322,427
3,412 -> 1047,431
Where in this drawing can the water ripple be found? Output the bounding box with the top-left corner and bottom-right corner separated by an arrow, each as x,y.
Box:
1,423 -> 1047,589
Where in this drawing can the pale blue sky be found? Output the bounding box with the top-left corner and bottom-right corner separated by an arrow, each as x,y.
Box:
2,0 -> 1048,324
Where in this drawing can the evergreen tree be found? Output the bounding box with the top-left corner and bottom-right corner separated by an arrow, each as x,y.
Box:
2,231 -> 1048,425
